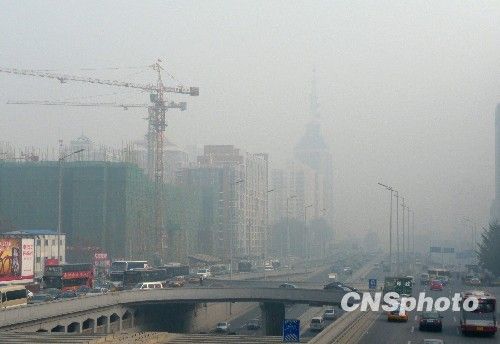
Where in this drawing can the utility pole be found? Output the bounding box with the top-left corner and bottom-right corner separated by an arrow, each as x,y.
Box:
378,183 -> 394,275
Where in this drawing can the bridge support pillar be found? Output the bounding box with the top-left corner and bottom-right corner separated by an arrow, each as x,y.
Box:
261,302 -> 285,336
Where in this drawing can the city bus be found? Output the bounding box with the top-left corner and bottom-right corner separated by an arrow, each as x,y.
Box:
459,290 -> 496,336
427,268 -> 451,278
109,260 -> 148,286
0,285 -> 28,309
43,263 -> 94,291
122,268 -> 167,289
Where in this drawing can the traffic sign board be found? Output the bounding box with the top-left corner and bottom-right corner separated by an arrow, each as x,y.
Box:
394,278 -> 412,295
283,319 -> 300,342
369,278 -> 377,289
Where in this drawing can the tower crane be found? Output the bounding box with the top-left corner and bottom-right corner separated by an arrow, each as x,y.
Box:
0,60 -> 199,264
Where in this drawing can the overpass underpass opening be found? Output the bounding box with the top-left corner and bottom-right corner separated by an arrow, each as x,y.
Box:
122,310 -> 132,329
96,315 -> 107,334
110,313 -> 120,333
67,322 -> 80,333
51,325 -> 65,333
82,318 -> 94,334
137,303 -> 195,333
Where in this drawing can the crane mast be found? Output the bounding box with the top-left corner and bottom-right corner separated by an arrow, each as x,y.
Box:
1,60 -> 198,264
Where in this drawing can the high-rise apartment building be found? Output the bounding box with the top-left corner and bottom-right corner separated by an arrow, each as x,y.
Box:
196,145 -> 268,261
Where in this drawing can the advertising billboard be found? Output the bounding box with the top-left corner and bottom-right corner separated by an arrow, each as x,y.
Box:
0,237 -> 34,282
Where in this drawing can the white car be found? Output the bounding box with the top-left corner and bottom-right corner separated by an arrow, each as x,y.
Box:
328,272 -> 337,280
216,322 -> 230,333
197,268 -> 211,279
310,316 -> 325,331
323,308 -> 335,320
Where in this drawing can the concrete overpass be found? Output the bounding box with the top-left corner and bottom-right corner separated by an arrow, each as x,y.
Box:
0,287 -> 346,335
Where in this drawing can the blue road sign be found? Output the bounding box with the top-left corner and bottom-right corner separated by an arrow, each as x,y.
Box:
283,319 -> 300,342
369,278 -> 377,290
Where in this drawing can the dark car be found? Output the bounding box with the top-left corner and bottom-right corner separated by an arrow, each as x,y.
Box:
279,283 -> 297,289
429,280 -> 443,291
43,288 -> 62,299
76,285 -> 92,296
28,293 -> 54,304
60,291 -> 78,299
247,319 -> 261,330
324,282 -> 358,292
419,311 -> 443,331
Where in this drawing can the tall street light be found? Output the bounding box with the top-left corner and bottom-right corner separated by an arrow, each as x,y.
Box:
286,195 -> 297,268
378,182 -> 394,275
229,178 -> 244,280
407,205 -> 410,268
320,208 -> 327,259
304,204 -> 313,272
401,197 -> 406,268
264,188 -> 275,280
57,148 -> 85,262
394,190 -> 400,275
412,210 -> 415,273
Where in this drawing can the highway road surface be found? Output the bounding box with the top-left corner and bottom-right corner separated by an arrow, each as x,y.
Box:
224,256 -> 378,339
358,270 -> 500,344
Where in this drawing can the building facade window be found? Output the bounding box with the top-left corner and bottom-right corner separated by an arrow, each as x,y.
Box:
52,239 -> 55,245
36,239 -> 41,246
44,239 -> 48,246
36,257 -> 41,263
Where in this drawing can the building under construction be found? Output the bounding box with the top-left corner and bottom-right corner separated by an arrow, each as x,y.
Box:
0,161 -> 154,259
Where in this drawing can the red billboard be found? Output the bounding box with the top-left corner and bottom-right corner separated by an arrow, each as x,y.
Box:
0,238 -> 34,282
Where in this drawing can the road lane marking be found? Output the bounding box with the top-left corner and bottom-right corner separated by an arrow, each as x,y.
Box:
414,315 -> 418,321
453,316 -> 456,322
411,325 -> 414,333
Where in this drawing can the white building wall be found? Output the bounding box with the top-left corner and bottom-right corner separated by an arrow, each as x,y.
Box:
33,234 -> 66,278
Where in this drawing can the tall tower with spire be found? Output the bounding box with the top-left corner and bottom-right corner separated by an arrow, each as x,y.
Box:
294,70 -> 334,230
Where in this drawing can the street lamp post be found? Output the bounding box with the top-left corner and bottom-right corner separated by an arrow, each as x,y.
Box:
401,197 -> 406,269
378,183 -> 394,275
304,204 -> 313,272
286,195 -> 297,268
57,148 -> 85,263
407,205 -> 410,268
394,190 -> 400,275
264,188 -> 274,280
320,208 -> 327,259
412,210 -> 415,273
229,178 -> 244,280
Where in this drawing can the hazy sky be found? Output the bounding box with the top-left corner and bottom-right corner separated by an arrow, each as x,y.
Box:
1,1 -> 500,243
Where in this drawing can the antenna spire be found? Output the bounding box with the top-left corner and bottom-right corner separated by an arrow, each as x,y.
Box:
310,68 -> 319,119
